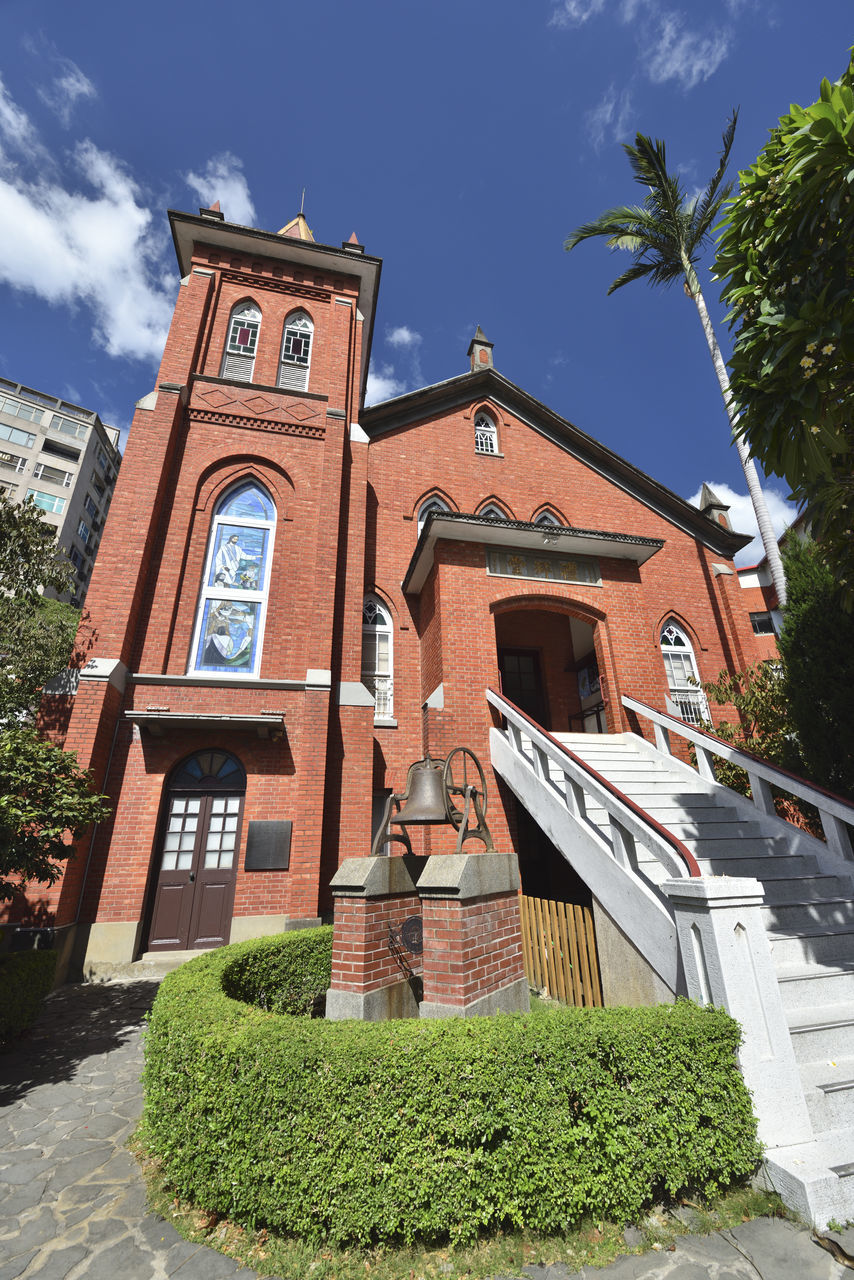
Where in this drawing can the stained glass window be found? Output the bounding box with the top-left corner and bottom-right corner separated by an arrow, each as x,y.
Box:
279,312 -> 314,391
222,303 -> 261,381
190,481 -> 276,678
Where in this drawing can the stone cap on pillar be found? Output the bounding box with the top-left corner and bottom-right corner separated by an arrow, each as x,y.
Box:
661,876 -> 765,909
330,854 -> 426,897
418,851 -> 519,901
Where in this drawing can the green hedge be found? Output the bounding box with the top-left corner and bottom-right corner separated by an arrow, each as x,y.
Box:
0,949 -> 57,1046
221,926 -> 332,1016
142,935 -> 760,1247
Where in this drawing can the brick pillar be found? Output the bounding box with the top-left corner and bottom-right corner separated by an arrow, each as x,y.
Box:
419,852 -> 529,1018
326,855 -> 426,1021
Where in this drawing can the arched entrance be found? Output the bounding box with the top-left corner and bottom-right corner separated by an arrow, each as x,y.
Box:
494,603 -> 603,733
146,749 -> 246,952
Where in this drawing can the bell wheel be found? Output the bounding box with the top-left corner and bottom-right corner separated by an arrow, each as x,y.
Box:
442,747 -> 488,827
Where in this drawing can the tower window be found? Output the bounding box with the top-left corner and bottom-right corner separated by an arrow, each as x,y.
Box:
221,303 -> 261,382
190,481 -> 276,678
278,312 -> 313,392
474,412 -> 498,455
362,595 -> 393,721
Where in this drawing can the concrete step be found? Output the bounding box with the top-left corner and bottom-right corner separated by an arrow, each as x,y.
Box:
788,1005 -> 854,1064
762,876 -> 853,905
764,1128 -> 854,1229
84,950 -> 200,983
660,820 -> 769,840
762,899 -> 854,933
767,926 -> 854,966
777,964 -> 854,1011
801,1058 -> 854,1132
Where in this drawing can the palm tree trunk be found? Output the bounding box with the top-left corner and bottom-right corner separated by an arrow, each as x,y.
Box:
684,266 -> 788,608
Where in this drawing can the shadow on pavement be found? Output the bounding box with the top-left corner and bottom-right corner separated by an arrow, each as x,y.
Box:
0,979 -> 160,1106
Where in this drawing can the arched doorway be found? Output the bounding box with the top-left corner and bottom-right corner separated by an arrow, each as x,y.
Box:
494,604 -> 601,732
146,749 -> 246,952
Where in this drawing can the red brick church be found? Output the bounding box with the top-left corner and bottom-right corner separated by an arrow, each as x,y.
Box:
20,205 -> 765,977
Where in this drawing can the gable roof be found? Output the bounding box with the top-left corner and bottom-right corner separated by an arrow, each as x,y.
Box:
362,367 -> 751,559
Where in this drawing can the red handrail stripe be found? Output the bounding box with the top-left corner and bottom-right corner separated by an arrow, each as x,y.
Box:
487,687 -> 701,879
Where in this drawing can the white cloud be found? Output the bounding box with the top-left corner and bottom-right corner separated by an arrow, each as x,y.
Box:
0,79 -> 174,364
185,152 -> 256,226
365,364 -> 407,406
585,84 -> 633,150
689,481 -> 796,567
642,14 -> 731,89
550,0 -> 607,27
387,325 -> 422,349
37,58 -> 96,127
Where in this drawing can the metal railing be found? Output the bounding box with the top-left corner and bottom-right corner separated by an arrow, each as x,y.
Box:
487,687 -> 700,881
622,695 -> 854,862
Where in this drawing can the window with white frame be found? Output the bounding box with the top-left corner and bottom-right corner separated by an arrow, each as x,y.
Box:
190,481 -> 276,677
0,422 -> 35,449
362,595 -> 393,720
474,411 -> 498,455
33,461 -> 73,487
478,503 -> 506,521
77,519 -> 91,543
221,303 -> 261,382
535,510 -> 561,526
416,496 -> 450,537
750,611 -> 776,636
278,312 -> 313,391
660,621 -> 709,725
0,449 -> 27,474
26,488 -> 65,515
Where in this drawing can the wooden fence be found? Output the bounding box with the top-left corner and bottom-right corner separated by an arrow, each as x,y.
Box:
519,895 -> 603,1007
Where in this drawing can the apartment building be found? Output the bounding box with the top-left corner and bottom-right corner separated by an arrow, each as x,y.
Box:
0,379 -> 121,604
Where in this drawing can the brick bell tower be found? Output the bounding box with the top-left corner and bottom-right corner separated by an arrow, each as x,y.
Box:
51,204 -> 382,977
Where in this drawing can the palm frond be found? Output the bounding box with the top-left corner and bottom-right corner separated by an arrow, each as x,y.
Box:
625,134 -> 686,237
606,260 -> 666,294
690,109 -> 738,249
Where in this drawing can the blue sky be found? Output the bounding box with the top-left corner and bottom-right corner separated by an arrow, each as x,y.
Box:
0,1 -> 851,562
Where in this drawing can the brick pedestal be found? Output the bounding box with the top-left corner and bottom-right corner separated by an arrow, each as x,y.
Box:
326,855 -> 425,1020
327,850 -> 529,1021
419,853 -> 529,1018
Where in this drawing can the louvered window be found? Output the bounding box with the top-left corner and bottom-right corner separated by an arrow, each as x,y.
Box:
221,304 -> 261,382
278,312 -> 313,391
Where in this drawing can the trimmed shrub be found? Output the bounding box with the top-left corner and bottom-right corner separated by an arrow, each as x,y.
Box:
221,927 -> 332,1016
0,949 -> 57,1046
142,938 -> 760,1247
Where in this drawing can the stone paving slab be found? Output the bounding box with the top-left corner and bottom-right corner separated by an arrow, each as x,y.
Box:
1,978 -> 852,1280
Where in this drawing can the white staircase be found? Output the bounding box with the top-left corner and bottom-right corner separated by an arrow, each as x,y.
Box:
486,687 -> 854,1228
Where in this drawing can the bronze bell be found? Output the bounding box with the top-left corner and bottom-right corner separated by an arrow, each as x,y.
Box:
392,756 -> 447,825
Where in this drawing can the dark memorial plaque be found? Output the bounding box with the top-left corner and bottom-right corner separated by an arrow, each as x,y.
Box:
244,820 -> 292,871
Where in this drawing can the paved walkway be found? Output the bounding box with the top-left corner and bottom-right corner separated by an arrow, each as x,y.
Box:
1,979 -> 852,1280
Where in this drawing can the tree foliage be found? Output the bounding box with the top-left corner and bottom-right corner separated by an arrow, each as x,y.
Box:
777,537 -> 854,799
0,495 -> 109,900
716,56 -> 854,606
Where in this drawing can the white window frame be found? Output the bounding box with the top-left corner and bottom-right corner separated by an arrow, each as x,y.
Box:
362,594 -> 394,722
660,621 -> 709,725
417,496 -> 450,537
478,504 -> 506,521
535,510 -> 561,526
278,311 -> 314,392
189,482 -> 276,680
474,411 -> 498,455
221,303 -> 261,382
77,519 -> 90,543
26,487 -> 66,515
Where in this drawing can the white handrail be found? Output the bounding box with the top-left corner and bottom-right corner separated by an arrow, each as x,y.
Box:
487,688 -> 699,880
622,694 -> 854,862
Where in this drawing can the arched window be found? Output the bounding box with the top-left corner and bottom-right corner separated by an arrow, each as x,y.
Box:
147,750 -> 246,952
362,595 -> 393,720
221,302 -> 261,382
660,621 -> 709,725
417,496 -> 450,537
478,503 -> 507,521
535,510 -> 561,526
474,411 -> 498,455
278,311 -> 314,391
190,481 -> 276,677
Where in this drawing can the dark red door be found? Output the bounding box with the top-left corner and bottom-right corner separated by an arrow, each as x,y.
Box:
148,793 -> 243,950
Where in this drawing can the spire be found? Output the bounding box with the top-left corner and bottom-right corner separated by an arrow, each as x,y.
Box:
699,483 -> 731,530
467,326 -> 494,372
277,213 -> 315,242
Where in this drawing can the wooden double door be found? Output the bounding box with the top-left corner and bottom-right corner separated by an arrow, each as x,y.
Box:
147,751 -> 245,952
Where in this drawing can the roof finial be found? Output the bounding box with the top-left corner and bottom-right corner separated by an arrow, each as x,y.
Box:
300,187 -> 306,215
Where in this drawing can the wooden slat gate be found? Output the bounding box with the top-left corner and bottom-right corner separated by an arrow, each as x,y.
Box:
520,895 -> 603,1007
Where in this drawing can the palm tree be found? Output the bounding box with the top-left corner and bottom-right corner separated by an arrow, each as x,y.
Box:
565,114 -> 787,607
